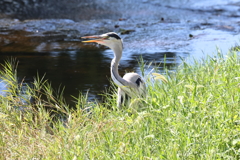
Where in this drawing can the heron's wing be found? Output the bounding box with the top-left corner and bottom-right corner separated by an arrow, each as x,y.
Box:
122,73 -> 146,97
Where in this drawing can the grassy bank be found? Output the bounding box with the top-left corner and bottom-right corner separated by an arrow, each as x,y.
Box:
0,51 -> 240,159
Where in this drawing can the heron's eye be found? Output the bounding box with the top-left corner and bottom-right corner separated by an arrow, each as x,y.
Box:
102,36 -> 109,40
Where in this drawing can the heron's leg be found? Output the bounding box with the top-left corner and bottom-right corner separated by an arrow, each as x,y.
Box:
117,87 -> 125,108
117,87 -> 132,108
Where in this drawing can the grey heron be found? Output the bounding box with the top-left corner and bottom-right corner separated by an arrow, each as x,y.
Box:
82,32 -> 146,107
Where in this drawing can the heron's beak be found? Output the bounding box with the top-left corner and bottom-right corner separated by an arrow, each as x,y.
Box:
81,35 -> 103,43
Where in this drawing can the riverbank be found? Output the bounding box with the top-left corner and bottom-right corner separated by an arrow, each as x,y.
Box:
0,48 -> 239,159
1,0 -> 240,102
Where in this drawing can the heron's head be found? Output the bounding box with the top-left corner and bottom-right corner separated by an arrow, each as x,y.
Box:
82,32 -> 123,51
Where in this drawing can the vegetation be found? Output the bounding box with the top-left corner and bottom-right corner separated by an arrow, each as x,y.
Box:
0,50 -> 240,159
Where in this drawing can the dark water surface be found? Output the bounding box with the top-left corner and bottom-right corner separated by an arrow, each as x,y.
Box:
0,49 -> 186,103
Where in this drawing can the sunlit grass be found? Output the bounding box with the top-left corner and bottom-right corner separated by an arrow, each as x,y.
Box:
0,51 -> 240,159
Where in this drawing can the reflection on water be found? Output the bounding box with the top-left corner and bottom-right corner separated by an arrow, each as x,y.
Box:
0,80 -> 7,97
0,49 -> 188,104
0,29 -> 188,104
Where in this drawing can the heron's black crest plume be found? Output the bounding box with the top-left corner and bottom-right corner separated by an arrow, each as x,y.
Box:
107,33 -> 121,40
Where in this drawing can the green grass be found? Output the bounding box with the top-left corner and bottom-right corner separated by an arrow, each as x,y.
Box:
0,51 -> 240,159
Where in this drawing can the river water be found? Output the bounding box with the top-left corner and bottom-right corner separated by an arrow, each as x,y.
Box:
0,0 -> 240,104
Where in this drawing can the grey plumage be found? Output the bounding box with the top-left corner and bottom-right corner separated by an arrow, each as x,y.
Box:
82,32 -> 146,107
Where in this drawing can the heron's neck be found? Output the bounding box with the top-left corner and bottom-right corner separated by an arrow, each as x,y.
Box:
110,46 -> 128,87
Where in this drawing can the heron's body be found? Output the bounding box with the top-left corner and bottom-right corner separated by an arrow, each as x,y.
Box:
82,32 -> 146,107
117,73 -> 146,106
